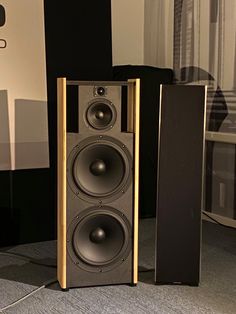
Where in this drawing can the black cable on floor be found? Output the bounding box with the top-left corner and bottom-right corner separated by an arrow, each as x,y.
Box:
0,278 -> 57,312
202,211 -> 236,230
0,252 -> 56,268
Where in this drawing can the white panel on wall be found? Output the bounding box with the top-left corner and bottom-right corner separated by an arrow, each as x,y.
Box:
0,0 -> 49,170
14,99 -> 49,169
144,0 -> 174,68
0,90 -> 11,170
111,0 -> 145,65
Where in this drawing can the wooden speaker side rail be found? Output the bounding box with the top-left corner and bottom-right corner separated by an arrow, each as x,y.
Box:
57,77 -> 67,289
128,78 -> 140,284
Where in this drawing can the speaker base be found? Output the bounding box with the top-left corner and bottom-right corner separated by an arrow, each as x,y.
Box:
155,281 -> 199,287
188,282 -> 199,287
129,283 -> 137,287
61,288 -> 69,292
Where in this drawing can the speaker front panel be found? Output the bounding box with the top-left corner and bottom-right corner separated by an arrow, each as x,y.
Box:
66,132 -> 134,287
56,80 -> 140,289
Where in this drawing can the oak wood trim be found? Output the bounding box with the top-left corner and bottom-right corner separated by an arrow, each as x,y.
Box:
57,77 -> 67,289
128,78 -> 140,284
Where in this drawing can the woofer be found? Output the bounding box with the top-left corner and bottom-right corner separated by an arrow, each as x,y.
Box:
67,136 -> 132,203
67,207 -> 131,272
86,99 -> 116,130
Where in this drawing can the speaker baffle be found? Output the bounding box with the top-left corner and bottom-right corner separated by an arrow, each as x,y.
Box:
86,99 -> 116,131
67,136 -> 132,203
67,207 -> 131,272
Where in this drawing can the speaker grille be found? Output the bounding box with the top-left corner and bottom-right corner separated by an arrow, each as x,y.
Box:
67,207 -> 131,272
86,99 -> 116,131
67,136 -> 132,203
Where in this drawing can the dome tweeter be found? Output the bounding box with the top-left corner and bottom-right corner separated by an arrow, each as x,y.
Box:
95,86 -> 106,96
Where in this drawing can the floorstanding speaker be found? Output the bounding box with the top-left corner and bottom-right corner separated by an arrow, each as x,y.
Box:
57,78 -> 140,289
155,85 -> 207,286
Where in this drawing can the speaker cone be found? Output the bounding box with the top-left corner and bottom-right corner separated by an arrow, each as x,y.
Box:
86,100 -> 116,130
68,207 -> 131,272
68,136 -> 131,202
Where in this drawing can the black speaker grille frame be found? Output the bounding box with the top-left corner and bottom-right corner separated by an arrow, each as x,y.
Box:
155,84 -> 206,285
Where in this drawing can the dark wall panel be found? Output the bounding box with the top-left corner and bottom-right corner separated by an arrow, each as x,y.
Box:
12,169 -> 54,244
44,1 -> 112,81
44,0 -> 113,245
0,171 -> 13,247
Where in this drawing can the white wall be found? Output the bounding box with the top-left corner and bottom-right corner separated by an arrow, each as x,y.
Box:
111,0 -> 145,65
111,0 -> 174,68
144,0 -> 174,68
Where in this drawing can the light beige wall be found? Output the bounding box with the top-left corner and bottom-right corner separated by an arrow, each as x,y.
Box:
220,0 -> 236,90
144,0 -> 174,68
111,0 -> 174,68
0,0 -> 49,170
0,90 -> 11,170
111,0 -> 145,65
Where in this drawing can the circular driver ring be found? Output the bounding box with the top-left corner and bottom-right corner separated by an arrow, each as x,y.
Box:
67,206 -> 131,273
67,136 -> 132,204
86,98 -> 117,131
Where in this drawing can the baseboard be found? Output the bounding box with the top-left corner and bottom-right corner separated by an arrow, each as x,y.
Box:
202,210 -> 236,229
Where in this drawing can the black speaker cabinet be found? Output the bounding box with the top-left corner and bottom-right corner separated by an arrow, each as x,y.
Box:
155,85 -> 207,286
57,78 -> 140,289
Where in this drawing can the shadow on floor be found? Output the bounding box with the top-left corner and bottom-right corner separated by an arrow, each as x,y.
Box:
0,252 -> 57,289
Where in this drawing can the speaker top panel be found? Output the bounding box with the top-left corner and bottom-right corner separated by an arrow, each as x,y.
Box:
79,85 -> 122,134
